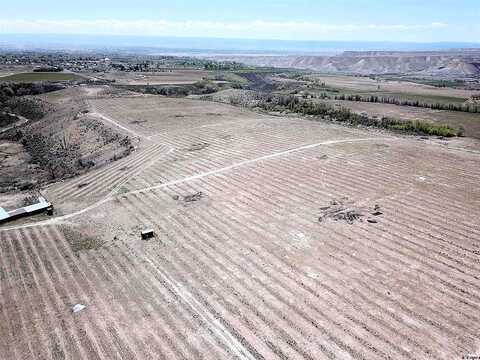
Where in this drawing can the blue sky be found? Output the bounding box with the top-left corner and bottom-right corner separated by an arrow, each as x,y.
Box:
1,0 -> 479,42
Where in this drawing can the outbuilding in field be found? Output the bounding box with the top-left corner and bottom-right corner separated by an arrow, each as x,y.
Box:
0,197 -> 53,224
141,228 -> 155,240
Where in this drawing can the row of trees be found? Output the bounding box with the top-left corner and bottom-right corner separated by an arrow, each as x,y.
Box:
334,94 -> 479,113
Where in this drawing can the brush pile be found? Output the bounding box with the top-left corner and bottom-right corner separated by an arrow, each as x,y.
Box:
318,199 -> 382,225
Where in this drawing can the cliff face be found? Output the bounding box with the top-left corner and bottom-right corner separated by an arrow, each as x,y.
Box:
212,51 -> 480,77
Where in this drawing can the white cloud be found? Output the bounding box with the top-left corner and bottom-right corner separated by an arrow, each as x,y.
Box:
0,19 -> 449,40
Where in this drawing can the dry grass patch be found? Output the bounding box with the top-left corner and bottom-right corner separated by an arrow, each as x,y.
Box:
60,225 -> 105,255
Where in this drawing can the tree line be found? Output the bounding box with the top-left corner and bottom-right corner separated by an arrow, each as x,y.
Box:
334,94 -> 479,113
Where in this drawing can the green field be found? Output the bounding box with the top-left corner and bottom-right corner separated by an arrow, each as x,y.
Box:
0,72 -> 83,82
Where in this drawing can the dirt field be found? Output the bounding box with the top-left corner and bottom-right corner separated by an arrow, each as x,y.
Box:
91,70 -> 210,85
326,99 -> 480,139
307,74 -> 478,100
1,88 -> 480,359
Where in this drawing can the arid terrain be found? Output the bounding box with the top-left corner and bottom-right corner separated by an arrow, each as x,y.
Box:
1,75 -> 480,359
210,49 -> 480,78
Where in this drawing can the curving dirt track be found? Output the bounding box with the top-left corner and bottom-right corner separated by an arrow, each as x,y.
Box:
1,92 -> 480,359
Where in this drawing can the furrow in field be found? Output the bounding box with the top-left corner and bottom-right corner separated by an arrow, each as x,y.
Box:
231,158 -> 480,312
85,242 -> 195,359
45,228 -> 179,360
215,190 -> 472,357
244,197 -> 480,348
103,240 -> 232,359
200,198 -> 447,358
177,172 -> 462,354
271,157 -> 480,274
187,158 -> 476,352
118,196 -> 265,360
138,191 -> 369,358
0,235 -> 16,360
52,143 -> 168,201
164,174 -> 446,358
51,142 -> 161,195
250,150 -> 480,271
10,229 -> 76,360
218,197 -> 453,357
7,227 -> 94,360
41,224 -> 150,360
49,142 -> 163,198
27,226 -> 108,360
146,187 -> 416,360
0,232 -> 38,360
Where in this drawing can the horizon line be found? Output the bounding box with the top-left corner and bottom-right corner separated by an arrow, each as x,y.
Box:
1,33 -> 480,45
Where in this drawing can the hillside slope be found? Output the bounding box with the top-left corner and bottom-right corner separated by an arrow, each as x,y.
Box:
212,50 -> 480,77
